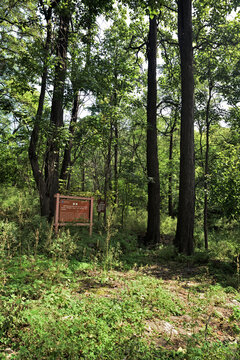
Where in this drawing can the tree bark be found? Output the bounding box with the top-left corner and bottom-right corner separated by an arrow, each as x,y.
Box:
60,19 -> 93,189
28,5 -> 52,217
145,15 -> 160,245
174,0 -> 195,255
60,91 -> 80,182
45,7 -> 70,219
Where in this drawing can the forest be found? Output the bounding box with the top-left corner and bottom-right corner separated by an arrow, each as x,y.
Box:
0,0 -> 240,359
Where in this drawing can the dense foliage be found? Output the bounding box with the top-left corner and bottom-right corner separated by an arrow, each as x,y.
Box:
0,0 -> 239,235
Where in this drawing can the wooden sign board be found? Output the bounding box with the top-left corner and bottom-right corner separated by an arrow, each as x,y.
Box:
59,199 -> 90,222
54,194 -> 94,235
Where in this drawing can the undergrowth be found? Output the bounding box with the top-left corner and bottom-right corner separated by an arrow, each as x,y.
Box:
0,188 -> 240,359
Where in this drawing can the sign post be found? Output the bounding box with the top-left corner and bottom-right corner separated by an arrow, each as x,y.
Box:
97,199 -> 106,220
97,199 -> 106,213
54,194 -> 94,235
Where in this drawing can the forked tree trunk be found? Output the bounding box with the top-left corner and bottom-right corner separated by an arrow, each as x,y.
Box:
28,5 -> 52,217
60,20 -> 93,190
145,15 -> 160,245
29,2 -> 70,219
45,9 -> 70,219
174,0 -> 195,255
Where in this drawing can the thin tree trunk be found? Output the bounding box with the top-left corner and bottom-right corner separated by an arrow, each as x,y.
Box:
81,162 -> 85,192
60,20 -> 93,189
114,120 -> 119,204
66,170 -> 71,190
145,15 -> 160,245
198,123 -> 204,168
104,122 -> 113,225
112,81 -> 119,205
204,131 -> 209,250
168,110 -> 177,218
204,85 -> 212,250
174,0 -> 195,255
168,127 -> 174,218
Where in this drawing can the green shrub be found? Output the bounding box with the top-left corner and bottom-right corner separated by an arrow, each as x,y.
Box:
124,208 -> 147,234
161,216 -> 177,236
0,220 -> 18,257
47,229 -> 77,261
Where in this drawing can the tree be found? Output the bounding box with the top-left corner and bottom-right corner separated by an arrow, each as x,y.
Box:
209,126 -> 240,220
157,33 -> 180,217
28,0 -> 53,217
174,0 -> 195,255
0,0 -> 45,187
28,0 -> 71,219
193,0 -> 238,248
88,5 -> 142,222
145,13 -> 161,245
27,0 -> 113,219
59,8 -> 97,188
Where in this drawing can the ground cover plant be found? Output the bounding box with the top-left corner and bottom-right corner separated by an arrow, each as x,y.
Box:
1,253 -> 240,359
0,189 -> 240,359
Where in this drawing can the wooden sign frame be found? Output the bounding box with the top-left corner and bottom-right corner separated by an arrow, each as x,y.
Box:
54,193 -> 94,235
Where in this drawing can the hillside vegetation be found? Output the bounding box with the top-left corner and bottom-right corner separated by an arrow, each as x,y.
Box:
0,189 -> 240,359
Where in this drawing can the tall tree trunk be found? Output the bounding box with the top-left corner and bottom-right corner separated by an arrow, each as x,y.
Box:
60,91 -> 80,182
174,0 -> 195,255
28,5 -> 52,217
114,121 -> 119,204
104,122 -> 113,225
145,15 -> 160,245
60,20 -> 93,191
204,85 -> 212,250
81,162 -> 85,192
168,127 -> 174,218
168,110 -> 177,218
112,80 -> 119,205
45,8 -> 70,219
197,118 -> 204,169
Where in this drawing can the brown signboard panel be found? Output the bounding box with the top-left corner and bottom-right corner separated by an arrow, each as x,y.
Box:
54,194 -> 94,235
59,199 -> 90,222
